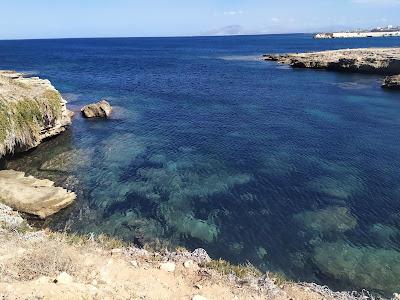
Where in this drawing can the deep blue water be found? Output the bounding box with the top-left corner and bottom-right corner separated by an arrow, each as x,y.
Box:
1,34 -> 400,296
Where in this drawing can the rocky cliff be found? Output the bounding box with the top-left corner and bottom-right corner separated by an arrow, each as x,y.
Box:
264,47 -> 400,75
0,71 -> 73,157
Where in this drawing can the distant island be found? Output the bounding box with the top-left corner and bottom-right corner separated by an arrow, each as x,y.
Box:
315,25 -> 400,39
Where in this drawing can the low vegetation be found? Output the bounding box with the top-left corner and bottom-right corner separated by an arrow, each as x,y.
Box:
0,73 -> 65,157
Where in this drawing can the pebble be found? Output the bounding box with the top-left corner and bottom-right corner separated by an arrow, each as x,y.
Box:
184,260 -> 194,268
130,260 -> 139,268
160,262 -> 176,272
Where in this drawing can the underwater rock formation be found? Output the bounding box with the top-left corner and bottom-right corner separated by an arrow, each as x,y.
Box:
382,74 -> 400,89
264,48 -> 400,75
40,148 -> 94,172
0,71 -> 73,157
81,100 -> 112,118
313,241 -> 400,294
0,170 -> 76,219
294,206 -> 357,237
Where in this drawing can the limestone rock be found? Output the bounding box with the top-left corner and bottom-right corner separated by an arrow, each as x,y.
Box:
0,71 -> 73,157
190,248 -> 211,264
160,262 -> 176,272
0,170 -> 76,219
382,74 -> 400,89
183,260 -> 195,268
264,48 -> 400,75
0,203 -> 25,229
81,100 -> 112,118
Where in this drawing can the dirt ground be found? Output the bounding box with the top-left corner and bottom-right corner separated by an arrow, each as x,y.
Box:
0,229 -> 365,300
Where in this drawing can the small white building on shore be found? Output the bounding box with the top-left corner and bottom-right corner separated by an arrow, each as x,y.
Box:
315,31 -> 400,39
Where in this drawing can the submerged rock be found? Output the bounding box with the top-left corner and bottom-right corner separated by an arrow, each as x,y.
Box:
0,71 -> 73,157
313,241 -> 400,293
382,74 -> 400,89
0,170 -> 76,219
81,100 -> 112,118
40,148 -> 93,172
294,206 -> 357,237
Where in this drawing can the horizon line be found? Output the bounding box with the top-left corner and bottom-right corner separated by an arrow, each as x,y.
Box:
0,32 -> 311,42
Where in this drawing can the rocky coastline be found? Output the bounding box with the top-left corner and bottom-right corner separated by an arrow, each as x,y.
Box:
263,47 -> 400,89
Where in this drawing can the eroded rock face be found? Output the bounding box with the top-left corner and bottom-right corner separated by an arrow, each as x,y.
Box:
382,74 -> 400,89
0,170 -> 76,219
81,100 -> 112,118
0,71 -> 73,157
264,48 -> 400,75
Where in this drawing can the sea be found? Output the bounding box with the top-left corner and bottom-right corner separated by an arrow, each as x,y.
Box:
0,34 -> 400,296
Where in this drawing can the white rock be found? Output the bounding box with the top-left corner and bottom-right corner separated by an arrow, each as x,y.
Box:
55,272 -> 73,284
184,260 -> 194,268
192,295 -> 208,300
130,260 -> 139,268
160,262 -> 176,272
111,248 -> 123,254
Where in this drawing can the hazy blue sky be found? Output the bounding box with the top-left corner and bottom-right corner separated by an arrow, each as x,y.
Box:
1,0 -> 399,39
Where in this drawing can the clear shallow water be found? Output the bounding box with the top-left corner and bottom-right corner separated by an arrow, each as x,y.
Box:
1,34 -> 400,296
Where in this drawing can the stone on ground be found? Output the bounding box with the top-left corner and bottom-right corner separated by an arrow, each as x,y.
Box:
160,262 -> 176,272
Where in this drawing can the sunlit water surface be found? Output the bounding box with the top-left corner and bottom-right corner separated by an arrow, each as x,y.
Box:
1,35 -> 400,296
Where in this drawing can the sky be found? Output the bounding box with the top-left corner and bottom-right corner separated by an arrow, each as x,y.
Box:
0,0 -> 400,39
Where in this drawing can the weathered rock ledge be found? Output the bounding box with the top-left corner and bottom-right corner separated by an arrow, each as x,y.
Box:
263,47 -> 400,75
382,74 -> 400,89
0,170 -> 76,218
0,70 -> 73,157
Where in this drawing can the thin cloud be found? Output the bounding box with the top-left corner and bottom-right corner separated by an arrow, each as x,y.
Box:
223,10 -> 244,16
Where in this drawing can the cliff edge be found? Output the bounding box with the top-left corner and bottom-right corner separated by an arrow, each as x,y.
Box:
0,71 -> 73,157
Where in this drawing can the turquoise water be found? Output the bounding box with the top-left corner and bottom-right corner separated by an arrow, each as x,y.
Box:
1,34 -> 400,296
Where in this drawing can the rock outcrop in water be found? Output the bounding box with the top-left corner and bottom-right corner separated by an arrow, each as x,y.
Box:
0,170 -> 76,219
81,100 -> 112,118
382,74 -> 400,89
0,71 -> 73,157
264,47 -> 400,75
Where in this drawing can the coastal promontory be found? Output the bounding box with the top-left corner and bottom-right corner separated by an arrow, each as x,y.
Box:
0,71 -> 76,218
0,71 -> 73,157
264,48 -> 400,75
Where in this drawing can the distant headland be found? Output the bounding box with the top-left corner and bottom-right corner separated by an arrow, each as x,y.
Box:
315,25 -> 400,39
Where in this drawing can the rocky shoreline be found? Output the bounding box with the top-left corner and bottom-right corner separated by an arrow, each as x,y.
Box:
0,203 -> 378,300
263,47 -> 400,89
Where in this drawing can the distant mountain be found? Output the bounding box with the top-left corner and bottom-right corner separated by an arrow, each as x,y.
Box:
202,25 -> 249,36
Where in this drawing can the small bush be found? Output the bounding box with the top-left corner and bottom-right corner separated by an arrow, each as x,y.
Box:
205,259 -> 262,279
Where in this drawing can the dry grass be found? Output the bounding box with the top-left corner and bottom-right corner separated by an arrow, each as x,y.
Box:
0,71 -> 65,157
205,258 -> 262,279
1,239 -> 79,281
